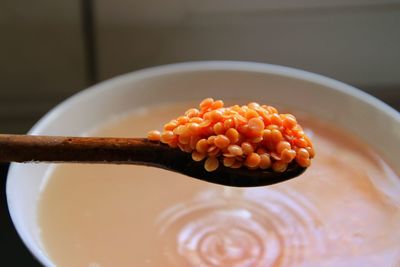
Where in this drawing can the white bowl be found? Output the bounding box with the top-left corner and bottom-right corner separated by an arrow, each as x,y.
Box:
6,61 -> 400,266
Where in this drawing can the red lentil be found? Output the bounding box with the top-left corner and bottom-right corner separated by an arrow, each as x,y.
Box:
185,108 -> 200,118
223,157 -> 236,167
192,151 -> 206,161
231,161 -> 243,169
147,130 -> 161,141
196,139 -> 209,153
277,141 -> 291,154
259,154 -> 271,169
225,128 -> 240,144
272,160 -> 288,172
160,131 -> 175,143
281,149 -> 297,163
148,98 -> 314,172
245,153 -> 261,168
241,142 -> 254,155
213,122 -> 225,135
214,135 -> 230,149
204,157 -> 219,172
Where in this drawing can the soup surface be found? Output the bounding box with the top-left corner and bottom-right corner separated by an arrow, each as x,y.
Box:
38,103 -> 400,267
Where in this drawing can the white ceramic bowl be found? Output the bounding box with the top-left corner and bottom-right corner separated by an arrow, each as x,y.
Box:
6,61 -> 400,266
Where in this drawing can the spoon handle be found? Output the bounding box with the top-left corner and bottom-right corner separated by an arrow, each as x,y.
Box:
0,134 -> 306,187
0,134 -> 175,165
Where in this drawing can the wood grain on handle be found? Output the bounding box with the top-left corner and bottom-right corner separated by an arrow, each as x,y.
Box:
0,134 -> 306,187
0,134 -> 179,166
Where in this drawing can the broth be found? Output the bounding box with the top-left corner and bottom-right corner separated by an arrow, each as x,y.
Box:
38,103 -> 400,267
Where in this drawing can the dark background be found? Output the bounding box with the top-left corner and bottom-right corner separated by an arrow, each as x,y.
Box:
1,0 -> 399,266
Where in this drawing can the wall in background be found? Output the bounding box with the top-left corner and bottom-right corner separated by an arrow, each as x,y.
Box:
0,1 -> 87,133
96,0 -> 400,86
1,0 -> 399,133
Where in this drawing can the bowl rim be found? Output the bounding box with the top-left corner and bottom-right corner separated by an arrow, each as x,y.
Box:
28,61 -> 400,137
6,60 -> 400,266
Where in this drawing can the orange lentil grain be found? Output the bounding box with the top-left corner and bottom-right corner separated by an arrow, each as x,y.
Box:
199,98 -> 214,110
187,123 -> 200,134
250,136 -> 263,143
262,129 -> 272,139
228,144 -> 243,156
294,138 -> 308,148
147,130 -> 161,141
210,110 -> 223,121
203,112 -> 212,121
199,120 -> 212,128
211,100 -> 224,109
207,135 -> 216,145
224,119 -> 235,129
282,115 -> 297,129
270,113 -> 283,126
196,139 -> 209,153
223,157 -> 236,167
214,135 -> 230,149
151,98 -> 313,172
281,149 -> 296,163
237,124 -> 250,135
202,126 -> 214,136
169,140 -> 178,148
292,126 -> 305,138
160,131 -> 175,143
270,152 -> 281,161
247,102 -> 260,109
207,145 -> 217,153
267,126 -> 279,133
297,156 -> 311,168
204,157 -> 219,172
225,128 -> 240,144
178,135 -> 190,145
173,125 -> 187,136
256,148 -> 266,154
267,106 -> 278,114
272,161 -> 288,172
189,117 -> 203,123
231,105 -> 241,112
259,154 -> 271,169
231,161 -> 242,169
297,148 -> 310,159
245,153 -> 261,168
306,147 -> 315,158
192,151 -> 206,161
271,129 -> 283,144
304,135 -> 313,147
178,143 -> 192,153
177,116 -> 190,125
213,122 -> 225,135
241,142 -> 254,155
185,108 -> 200,118
276,141 -> 291,154
248,117 -> 265,133
208,148 -> 220,157
245,109 -> 259,120
164,121 -> 178,131
189,136 -> 201,150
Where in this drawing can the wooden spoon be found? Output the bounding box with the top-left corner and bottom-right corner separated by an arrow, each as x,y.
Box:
0,134 -> 306,187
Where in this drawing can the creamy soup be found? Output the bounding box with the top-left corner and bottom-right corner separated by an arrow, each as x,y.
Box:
38,103 -> 400,267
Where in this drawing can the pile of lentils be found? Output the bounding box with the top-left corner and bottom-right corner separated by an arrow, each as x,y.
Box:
148,98 -> 314,172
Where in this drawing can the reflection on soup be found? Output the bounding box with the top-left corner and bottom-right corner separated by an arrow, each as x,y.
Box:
38,103 -> 400,267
